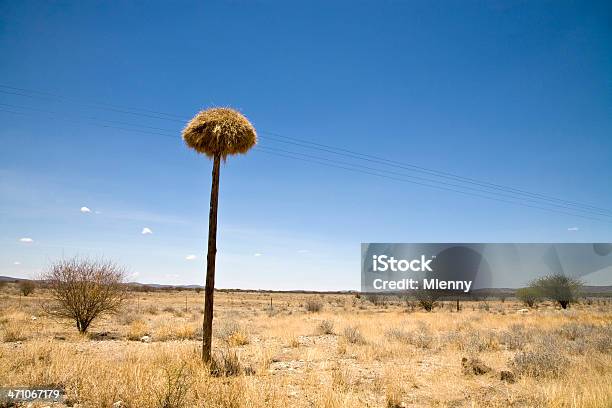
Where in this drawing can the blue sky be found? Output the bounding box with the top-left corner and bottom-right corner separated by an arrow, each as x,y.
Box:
1,1 -> 611,289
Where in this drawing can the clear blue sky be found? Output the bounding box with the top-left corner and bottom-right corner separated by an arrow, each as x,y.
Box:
1,1 -> 611,289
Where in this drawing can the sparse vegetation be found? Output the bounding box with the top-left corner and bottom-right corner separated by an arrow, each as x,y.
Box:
0,288 -> 610,407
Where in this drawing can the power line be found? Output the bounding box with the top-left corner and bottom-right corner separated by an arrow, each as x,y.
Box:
3,83 -> 609,215
255,147 -> 611,223
1,104 -> 610,222
1,84 -> 610,220
3,106 -> 611,225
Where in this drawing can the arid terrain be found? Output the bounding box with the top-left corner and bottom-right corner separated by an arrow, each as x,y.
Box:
1,285 -> 610,407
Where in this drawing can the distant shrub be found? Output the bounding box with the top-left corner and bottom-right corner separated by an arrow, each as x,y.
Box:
415,290 -> 439,312
530,274 -> 583,309
18,280 -> 35,296
343,326 -> 366,344
516,287 -> 540,308
305,299 -> 323,312
317,320 -> 334,335
364,294 -> 388,306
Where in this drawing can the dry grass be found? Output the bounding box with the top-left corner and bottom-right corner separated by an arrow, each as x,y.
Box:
0,286 -> 610,407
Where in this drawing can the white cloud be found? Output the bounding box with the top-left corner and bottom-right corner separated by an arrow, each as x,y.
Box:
567,227 -> 579,231
80,206 -> 91,213
13,261 -> 21,265
141,227 -> 153,235
254,253 -> 262,257
128,272 -> 140,279
185,254 -> 197,261
19,237 -> 33,243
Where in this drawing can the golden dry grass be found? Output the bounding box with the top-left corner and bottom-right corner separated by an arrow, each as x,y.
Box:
0,287 -> 610,407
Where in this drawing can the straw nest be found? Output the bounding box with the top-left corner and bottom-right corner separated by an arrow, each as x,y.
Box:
182,108 -> 257,158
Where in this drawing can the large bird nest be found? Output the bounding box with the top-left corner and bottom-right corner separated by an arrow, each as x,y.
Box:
182,108 -> 257,158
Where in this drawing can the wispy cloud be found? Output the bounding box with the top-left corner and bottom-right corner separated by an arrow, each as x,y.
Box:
19,237 -> 33,243
254,253 -> 262,257
80,206 -> 91,213
567,227 -> 579,231
13,261 -> 21,265
141,227 -> 153,235
185,254 -> 197,261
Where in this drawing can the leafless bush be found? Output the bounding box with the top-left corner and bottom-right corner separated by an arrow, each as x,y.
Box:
386,323 -> 434,349
210,349 -> 242,377
155,361 -> 192,408
500,324 -> 530,350
305,299 -> 323,312
18,280 -> 35,296
555,323 -> 595,341
510,339 -> 569,378
317,319 -> 335,335
343,326 -> 366,344
40,257 -> 127,333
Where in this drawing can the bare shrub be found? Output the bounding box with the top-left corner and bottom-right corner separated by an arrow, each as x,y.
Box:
18,280 -> 35,296
305,299 -> 323,312
210,349 -> 242,377
500,324 -> 530,350
386,325 -> 433,349
343,326 -> 366,344
510,342 -> 569,378
318,319 -> 335,335
155,361 -> 192,408
411,323 -> 434,349
555,323 -> 594,341
415,290 -> 439,312
386,328 -> 411,343
41,257 -> 127,333
364,294 -> 388,307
